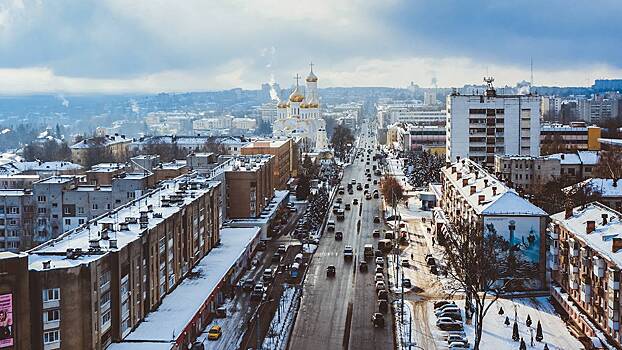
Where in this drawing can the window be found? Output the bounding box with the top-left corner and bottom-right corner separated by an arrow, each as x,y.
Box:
77,207 -> 84,215
99,270 -> 111,289
92,203 -> 98,210
38,207 -> 47,214
9,207 -> 19,214
43,330 -> 60,344
78,219 -> 85,225
127,192 -> 135,199
63,207 -> 71,215
64,219 -> 71,226
101,309 -> 112,330
43,309 -> 60,323
42,288 -> 60,302
100,290 -> 111,309
107,204 -> 111,210
37,195 -> 47,202
38,218 -> 47,226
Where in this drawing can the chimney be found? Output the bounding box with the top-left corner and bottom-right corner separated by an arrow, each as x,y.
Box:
484,179 -> 489,187
456,156 -> 461,162
470,186 -> 477,195
602,213 -> 609,225
42,260 -> 51,270
565,206 -> 573,219
613,238 -> 622,253
586,220 -> 596,234
451,166 -> 456,174
462,178 -> 468,187
478,194 -> 486,204
492,186 -> 498,196
561,154 -> 565,160
614,179 -> 619,188
456,172 -> 462,180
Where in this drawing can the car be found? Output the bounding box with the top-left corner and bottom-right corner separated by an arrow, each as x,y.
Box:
435,306 -> 460,316
375,257 -> 385,265
348,189 -> 354,195
372,229 -> 380,237
437,311 -> 462,321
336,197 -> 343,204
359,261 -> 368,272
242,278 -> 255,291
436,317 -> 461,327
371,313 -> 385,328
375,265 -> 384,274
289,207 -> 298,213
374,249 -> 383,258
250,283 -> 264,301
326,265 -> 336,277
344,245 -> 354,259
353,198 -> 359,205
335,231 -> 343,240
426,256 -> 436,266
378,299 -> 389,313
375,281 -> 386,291
262,269 -> 274,283
442,330 -> 467,339
373,180 -> 378,185
327,220 -> 335,231
338,189 -> 345,195
332,204 -> 340,214
364,183 -> 370,189
373,192 -> 379,199
357,184 -> 363,191
402,278 -> 412,289
448,342 -> 469,349
257,241 -> 267,251
436,303 -> 460,312
377,290 -> 388,301
277,244 -> 287,255
374,273 -> 384,281
373,216 -> 380,223
336,210 -> 345,221
401,259 -> 410,267
207,325 -> 222,340
271,252 -> 282,263
366,194 -> 372,200
434,300 -> 455,309
351,179 -> 356,185
446,334 -> 469,345
345,203 -> 351,210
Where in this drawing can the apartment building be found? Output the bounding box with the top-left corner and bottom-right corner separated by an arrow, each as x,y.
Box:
86,163 -> 130,186
440,158 -> 548,287
387,123 -> 446,154
549,202 -> 622,348
224,155 -> 275,218
0,252 -> 31,349
71,134 -> 131,166
0,190 -> 34,252
24,176 -> 221,350
495,151 -> 599,191
0,174 -> 40,189
446,79 -> 541,167
540,122 -> 601,154
241,138 -> 299,189
565,178 -> 622,212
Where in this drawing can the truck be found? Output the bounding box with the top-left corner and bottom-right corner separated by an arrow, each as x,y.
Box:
363,244 -> 374,260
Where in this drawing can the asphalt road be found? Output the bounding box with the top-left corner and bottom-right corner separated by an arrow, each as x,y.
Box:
290,123 -> 394,350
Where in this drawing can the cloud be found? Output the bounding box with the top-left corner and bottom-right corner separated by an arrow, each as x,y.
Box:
0,0 -> 620,93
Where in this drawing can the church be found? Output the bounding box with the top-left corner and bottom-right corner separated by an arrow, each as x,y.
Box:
273,64 -> 329,153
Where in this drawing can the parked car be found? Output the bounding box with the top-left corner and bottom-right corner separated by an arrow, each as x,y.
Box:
262,269 -> 274,283
336,197 -> 343,204
371,313 -> 385,328
359,261 -> 368,272
326,265 -> 336,277
374,273 -> 384,282
257,241 -> 267,251
372,229 -> 380,237
446,334 -> 469,345
402,278 -> 412,289
207,325 -> 222,340
375,257 -> 385,265
344,245 -> 354,260
271,252 -> 282,263
434,300 -> 454,309
378,299 -> 389,313
242,278 -> 254,291
277,244 -> 287,255
401,259 -> 410,267
377,290 -> 388,301
448,342 -> 469,349
437,311 -> 462,321
436,318 -> 463,330
353,198 -> 359,205
327,220 -> 335,231
345,203 -> 351,210
375,281 -> 386,291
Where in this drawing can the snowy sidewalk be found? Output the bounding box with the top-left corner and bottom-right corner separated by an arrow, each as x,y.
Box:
261,286 -> 302,350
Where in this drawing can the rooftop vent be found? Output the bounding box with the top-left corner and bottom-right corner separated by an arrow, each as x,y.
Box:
109,239 -> 118,249
586,220 -> 596,234
42,260 -> 51,269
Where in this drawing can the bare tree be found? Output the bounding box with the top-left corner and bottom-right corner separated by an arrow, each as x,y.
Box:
594,150 -> 622,180
438,219 -> 537,350
380,176 -> 405,212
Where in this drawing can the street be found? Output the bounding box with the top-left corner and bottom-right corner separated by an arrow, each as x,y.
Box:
290,123 -> 394,350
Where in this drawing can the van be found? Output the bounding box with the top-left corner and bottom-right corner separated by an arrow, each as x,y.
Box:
262,269 -> 274,282
294,253 -> 303,264
363,244 -> 374,259
378,239 -> 392,252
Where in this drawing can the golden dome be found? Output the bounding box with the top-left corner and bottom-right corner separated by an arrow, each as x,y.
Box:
289,85 -> 304,103
277,101 -> 287,108
306,73 -> 317,83
300,103 -> 309,108
308,102 -> 319,108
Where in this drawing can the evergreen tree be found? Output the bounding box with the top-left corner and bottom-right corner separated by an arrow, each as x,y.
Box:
499,306 -> 505,315
505,316 -> 510,327
519,338 -> 526,350
296,173 -> 310,200
536,320 -> 543,342
526,314 -> 532,328
512,321 -> 520,341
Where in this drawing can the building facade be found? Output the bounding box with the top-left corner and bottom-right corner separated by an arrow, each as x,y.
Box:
446,79 -> 541,167
549,202 -> 622,348
71,135 -> 131,166
224,155 -> 275,218
440,158 -> 548,288
540,122 -> 601,154
241,139 -> 298,189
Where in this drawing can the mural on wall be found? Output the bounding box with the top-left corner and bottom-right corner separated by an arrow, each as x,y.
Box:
484,216 -> 541,269
0,293 -> 13,348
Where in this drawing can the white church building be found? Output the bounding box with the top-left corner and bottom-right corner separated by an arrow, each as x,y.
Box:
273,64 -> 329,153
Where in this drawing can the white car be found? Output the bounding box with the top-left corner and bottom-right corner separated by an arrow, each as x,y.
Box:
435,306 -> 460,317
448,342 -> 469,349
446,334 -> 469,344
374,273 -> 384,281
375,281 -> 386,291
375,257 -> 385,265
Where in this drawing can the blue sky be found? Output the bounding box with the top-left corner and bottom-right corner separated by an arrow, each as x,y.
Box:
0,0 -> 621,93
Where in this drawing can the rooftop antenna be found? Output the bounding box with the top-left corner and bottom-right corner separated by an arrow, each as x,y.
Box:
530,57 -> 534,87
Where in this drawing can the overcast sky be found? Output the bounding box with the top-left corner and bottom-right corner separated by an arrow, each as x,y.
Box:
1,0 -> 621,94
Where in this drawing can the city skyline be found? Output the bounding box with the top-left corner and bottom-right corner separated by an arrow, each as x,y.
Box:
0,0 -> 621,94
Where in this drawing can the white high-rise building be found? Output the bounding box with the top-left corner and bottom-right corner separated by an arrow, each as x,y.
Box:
446,78 -> 541,167
273,63 -> 328,152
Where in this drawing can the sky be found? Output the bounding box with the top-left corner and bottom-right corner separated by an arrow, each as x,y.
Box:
0,0 -> 621,94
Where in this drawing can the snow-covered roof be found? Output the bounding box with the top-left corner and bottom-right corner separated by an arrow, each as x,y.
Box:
566,178 -> 622,198
546,152 -> 581,165
28,176 -> 220,271
551,202 -> 622,267
0,160 -> 81,175
442,158 -> 547,216
577,151 -> 600,166
223,155 -> 273,173
71,135 -> 130,149
119,226 -> 260,343
599,138 -> 622,147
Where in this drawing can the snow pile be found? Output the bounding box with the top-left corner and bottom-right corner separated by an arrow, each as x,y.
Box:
393,300 -> 416,350
262,286 -> 302,350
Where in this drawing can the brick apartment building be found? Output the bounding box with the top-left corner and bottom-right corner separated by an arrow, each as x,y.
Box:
224,155 -> 275,218
549,202 -> 622,348
241,138 -> 300,189
2,176 -> 221,350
